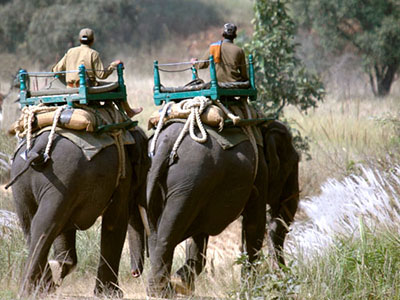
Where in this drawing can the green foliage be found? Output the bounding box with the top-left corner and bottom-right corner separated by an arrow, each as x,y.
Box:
231,225 -> 400,299
233,253 -> 301,299
292,0 -> 400,97
245,0 -> 324,117
0,229 -> 26,298
0,132 -> 16,184
0,0 -> 222,66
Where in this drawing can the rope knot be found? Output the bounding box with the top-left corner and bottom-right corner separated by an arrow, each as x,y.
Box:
150,96 -> 212,159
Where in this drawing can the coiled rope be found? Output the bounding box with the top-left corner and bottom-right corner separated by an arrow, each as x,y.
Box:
149,97 -> 259,180
150,96 -> 211,159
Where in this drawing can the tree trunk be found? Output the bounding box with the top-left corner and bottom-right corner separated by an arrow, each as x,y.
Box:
371,63 -> 399,97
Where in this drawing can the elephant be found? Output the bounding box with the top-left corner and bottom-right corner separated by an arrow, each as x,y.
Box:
145,121 -> 269,297
8,126 -> 149,298
261,120 -> 299,266
173,120 -> 300,278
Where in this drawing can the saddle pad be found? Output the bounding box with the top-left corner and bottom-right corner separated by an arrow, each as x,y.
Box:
16,127 -> 135,161
162,119 -> 262,150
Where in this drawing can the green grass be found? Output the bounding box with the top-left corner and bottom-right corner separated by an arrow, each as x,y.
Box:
232,225 -> 400,299
0,228 -> 26,299
0,130 -> 16,184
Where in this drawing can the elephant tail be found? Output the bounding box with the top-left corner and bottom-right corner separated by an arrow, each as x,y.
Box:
146,138 -> 171,215
5,133 -> 50,189
5,151 -> 41,189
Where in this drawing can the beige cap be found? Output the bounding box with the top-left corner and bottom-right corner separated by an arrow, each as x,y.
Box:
79,28 -> 94,42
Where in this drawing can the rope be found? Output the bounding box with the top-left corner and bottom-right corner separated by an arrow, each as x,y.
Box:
44,106 -> 65,160
169,96 -> 210,160
110,130 -> 125,187
230,101 -> 259,181
149,102 -> 175,157
19,67 -> 119,77
75,103 -> 127,187
157,60 -> 209,67
158,67 -> 192,73
14,104 -> 67,163
16,104 -> 61,150
150,97 -> 211,160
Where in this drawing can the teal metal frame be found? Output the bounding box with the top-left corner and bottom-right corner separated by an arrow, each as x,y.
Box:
153,54 -> 257,106
19,64 -> 127,108
18,64 -> 137,132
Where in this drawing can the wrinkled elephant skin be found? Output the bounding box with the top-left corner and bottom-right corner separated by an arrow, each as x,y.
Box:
10,128 -> 149,298
262,120 -> 299,266
146,122 -> 268,297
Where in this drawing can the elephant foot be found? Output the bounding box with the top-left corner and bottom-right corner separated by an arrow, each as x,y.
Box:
147,279 -> 175,299
49,259 -> 77,286
48,260 -> 62,286
94,282 -> 124,298
171,274 -> 193,296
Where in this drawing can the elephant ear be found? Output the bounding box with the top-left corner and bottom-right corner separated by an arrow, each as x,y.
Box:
262,120 -> 299,212
127,127 -> 151,208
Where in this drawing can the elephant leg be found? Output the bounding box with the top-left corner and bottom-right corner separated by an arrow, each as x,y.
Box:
128,205 -> 145,278
20,198 -> 66,297
94,188 -> 129,298
242,155 -> 268,264
12,188 -> 37,246
269,166 -> 299,266
242,195 -> 266,263
50,230 -> 77,285
147,201 -> 193,298
174,234 -> 209,294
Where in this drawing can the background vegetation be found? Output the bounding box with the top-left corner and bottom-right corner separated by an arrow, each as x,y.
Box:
1,0 -> 400,299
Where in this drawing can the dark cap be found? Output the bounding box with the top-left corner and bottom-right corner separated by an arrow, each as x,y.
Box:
223,23 -> 237,36
79,28 -> 94,42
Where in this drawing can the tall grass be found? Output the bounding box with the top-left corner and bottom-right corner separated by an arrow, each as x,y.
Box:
2,81 -> 400,298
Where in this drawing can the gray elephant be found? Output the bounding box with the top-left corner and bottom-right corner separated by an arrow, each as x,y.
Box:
8,126 -> 149,298
145,122 -> 268,297
261,120 -> 299,266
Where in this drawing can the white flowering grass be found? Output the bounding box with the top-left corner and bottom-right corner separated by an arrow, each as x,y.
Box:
287,166 -> 400,259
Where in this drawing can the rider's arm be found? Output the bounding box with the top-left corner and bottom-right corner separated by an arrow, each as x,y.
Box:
195,49 -> 210,70
91,52 -> 114,80
52,54 -> 67,73
239,49 -> 248,81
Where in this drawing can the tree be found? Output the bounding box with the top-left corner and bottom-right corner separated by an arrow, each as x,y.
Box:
245,0 -> 324,117
293,0 -> 400,97
0,0 -> 223,67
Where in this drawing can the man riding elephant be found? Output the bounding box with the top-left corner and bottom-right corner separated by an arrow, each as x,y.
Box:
191,23 -> 248,83
52,28 -> 142,118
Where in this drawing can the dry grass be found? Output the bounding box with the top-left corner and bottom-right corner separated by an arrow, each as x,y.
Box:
286,94 -> 400,197
2,75 -> 400,298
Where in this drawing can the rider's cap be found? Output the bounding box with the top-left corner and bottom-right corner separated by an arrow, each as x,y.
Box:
79,28 -> 94,42
223,23 -> 237,36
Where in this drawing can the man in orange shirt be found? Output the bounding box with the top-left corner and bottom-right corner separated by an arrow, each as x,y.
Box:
192,23 -> 248,83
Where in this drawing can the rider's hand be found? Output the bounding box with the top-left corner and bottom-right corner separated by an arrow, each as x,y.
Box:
110,60 -> 123,68
190,58 -> 198,65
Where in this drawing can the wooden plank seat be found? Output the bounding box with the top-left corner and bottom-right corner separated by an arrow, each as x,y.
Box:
153,54 -> 257,106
